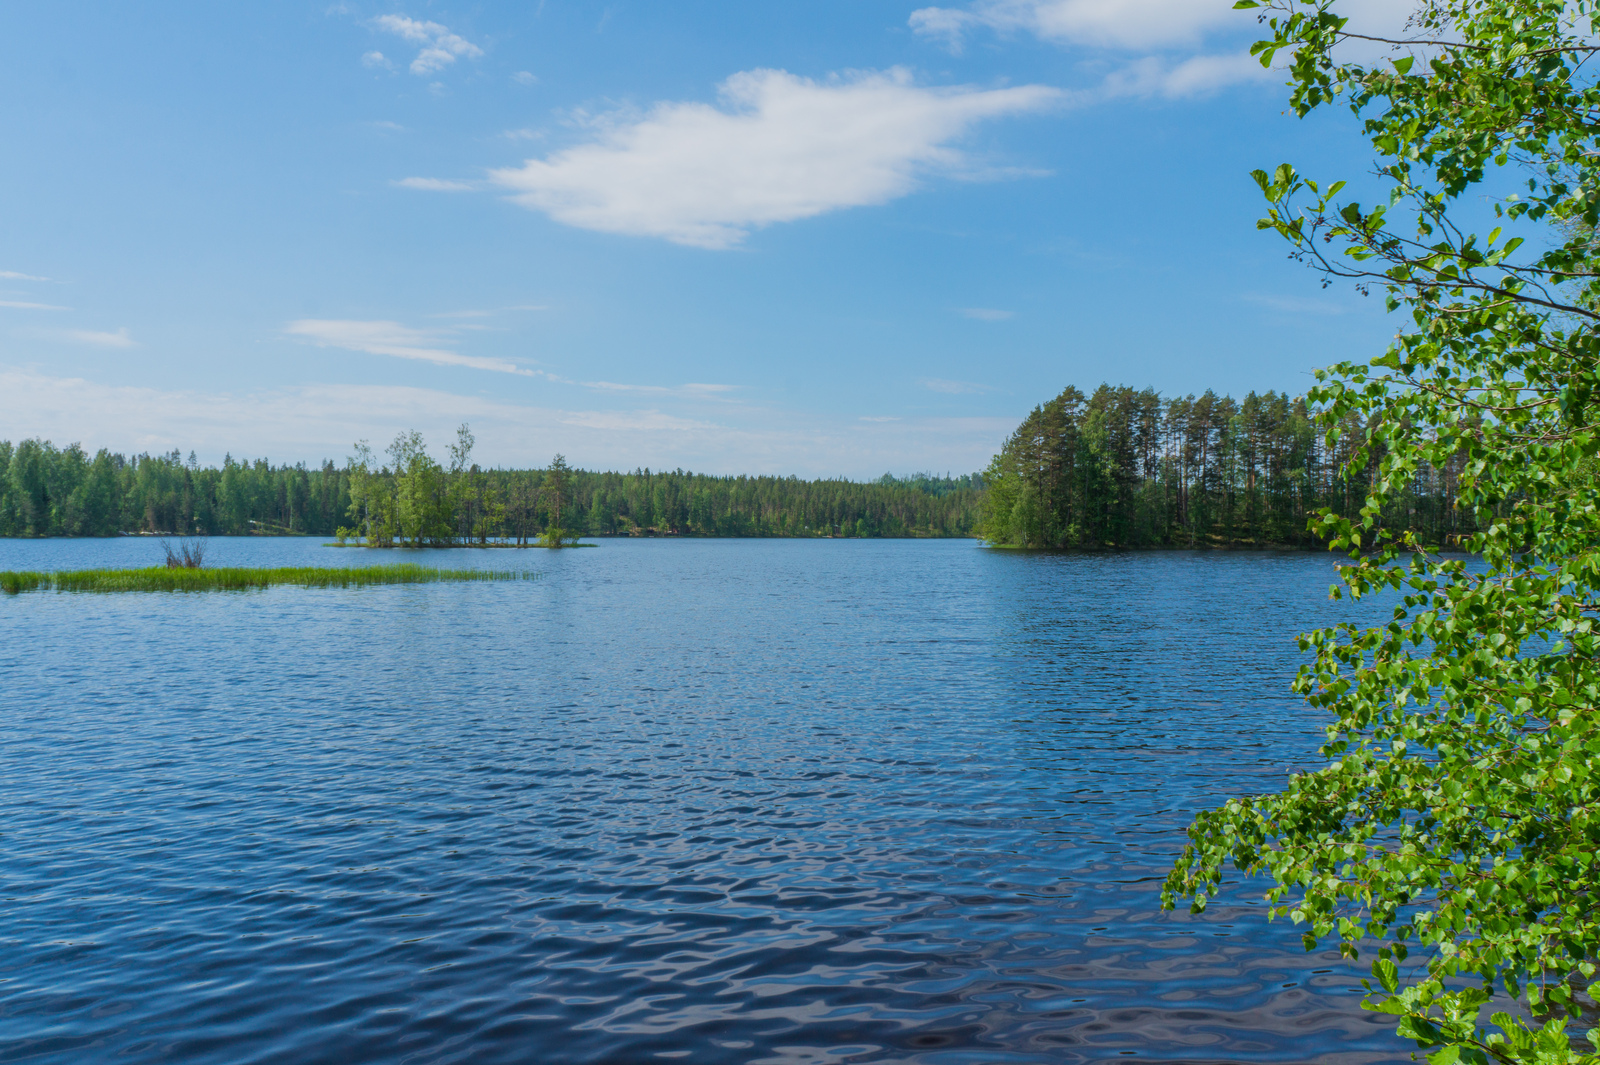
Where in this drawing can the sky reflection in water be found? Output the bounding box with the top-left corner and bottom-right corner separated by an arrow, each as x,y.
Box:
0,538 -> 1405,1064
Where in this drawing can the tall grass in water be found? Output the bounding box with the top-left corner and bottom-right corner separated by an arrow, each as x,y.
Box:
0,565 -> 537,594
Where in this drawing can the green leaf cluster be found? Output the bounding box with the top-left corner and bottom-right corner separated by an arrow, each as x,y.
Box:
1166,2 -> 1600,1062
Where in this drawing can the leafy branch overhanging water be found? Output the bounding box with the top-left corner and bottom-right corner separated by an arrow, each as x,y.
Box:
1161,2 -> 1600,1063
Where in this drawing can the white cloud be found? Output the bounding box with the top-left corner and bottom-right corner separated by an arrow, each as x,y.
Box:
910,0 -> 1407,96
923,377 -> 994,394
362,50 -> 391,69
284,319 -> 534,375
59,328 -> 136,348
1150,52 -> 1273,95
394,176 -> 477,191
912,0 -> 1237,51
512,70 -> 538,86
959,307 -> 1012,320
371,15 -> 483,76
906,7 -> 978,49
487,67 -> 1061,249
1098,52 -> 1274,99
0,300 -> 70,311
0,270 -> 52,282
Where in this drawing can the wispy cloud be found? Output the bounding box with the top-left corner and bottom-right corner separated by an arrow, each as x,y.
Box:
512,71 -> 538,86
912,0 -> 1238,51
1099,52 -> 1273,98
485,67 -> 1061,249
0,300 -> 70,311
959,307 -> 1012,320
40,328 -> 137,348
284,319 -> 534,375
0,270 -> 53,282
369,120 -> 406,132
911,0 -> 1406,97
513,370 -> 741,400
582,381 -> 738,400
559,409 -> 719,432
371,15 -> 483,76
0,368 -> 1014,477
394,176 -> 477,192
362,50 -> 392,70
923,377 -> 994,394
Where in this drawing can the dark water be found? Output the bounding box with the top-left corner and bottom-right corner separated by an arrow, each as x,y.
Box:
0,538 -> 1405,1064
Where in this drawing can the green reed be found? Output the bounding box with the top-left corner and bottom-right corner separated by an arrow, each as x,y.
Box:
0,564 -> 538,595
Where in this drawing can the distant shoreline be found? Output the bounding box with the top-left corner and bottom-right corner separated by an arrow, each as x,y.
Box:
324,541 -> 599,549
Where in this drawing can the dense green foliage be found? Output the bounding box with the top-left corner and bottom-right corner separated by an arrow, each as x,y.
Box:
1163,2 -> 1600,1063
0,564 -> 536,594
340,428 -> 983,543
980,383 -> 1475,548
0,440 -> 352,538
0,431 -> 982,540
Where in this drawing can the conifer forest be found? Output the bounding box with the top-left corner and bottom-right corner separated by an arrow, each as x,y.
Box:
0,431 -> 982,541
0,382 -> 1474,547
978,384 -> 1474,549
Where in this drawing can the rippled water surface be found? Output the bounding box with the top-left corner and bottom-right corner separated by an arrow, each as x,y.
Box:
0,538 -> 1407,1064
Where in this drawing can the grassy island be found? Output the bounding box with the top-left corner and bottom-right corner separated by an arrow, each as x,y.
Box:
0,564 -> 538,595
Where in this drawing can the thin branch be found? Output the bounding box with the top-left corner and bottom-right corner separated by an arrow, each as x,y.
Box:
1338,30 -> 1600,60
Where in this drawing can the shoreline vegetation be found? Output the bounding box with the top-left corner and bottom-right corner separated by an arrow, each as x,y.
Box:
0,564 -> 538,595
2,372 -> 1487,553
323,540 -> 597,549
3,385 -> 1475,552
0,429 -> 982,542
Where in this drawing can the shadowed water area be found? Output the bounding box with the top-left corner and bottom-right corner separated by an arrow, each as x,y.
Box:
0,538 -> 1407,1064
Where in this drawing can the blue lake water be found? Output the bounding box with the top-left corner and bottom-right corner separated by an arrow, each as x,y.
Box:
0,538 -> 1407,1064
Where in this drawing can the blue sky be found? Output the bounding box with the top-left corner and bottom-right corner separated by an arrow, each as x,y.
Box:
0,0 -> 1402,476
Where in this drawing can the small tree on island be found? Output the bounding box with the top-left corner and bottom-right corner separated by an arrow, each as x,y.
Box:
340,440 -> 396,547
1163,3 -> 1600,1064
539,453 -> 577,547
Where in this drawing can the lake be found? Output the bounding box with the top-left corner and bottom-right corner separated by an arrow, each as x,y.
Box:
0,537 -> 1405,1064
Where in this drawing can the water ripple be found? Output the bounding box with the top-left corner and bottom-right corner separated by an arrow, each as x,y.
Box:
0,539 -> 1402,1063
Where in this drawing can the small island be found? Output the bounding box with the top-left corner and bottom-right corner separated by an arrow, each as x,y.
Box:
0,563 -> 538,595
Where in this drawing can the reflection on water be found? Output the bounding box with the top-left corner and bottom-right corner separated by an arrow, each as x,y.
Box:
0,538 -> 1403,1064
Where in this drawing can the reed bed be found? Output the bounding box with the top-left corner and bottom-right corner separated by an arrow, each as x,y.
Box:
0,564 -> 538,595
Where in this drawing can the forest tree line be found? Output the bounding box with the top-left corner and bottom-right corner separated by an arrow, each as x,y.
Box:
0,431 -> 982,540
979,383 -> 1473,548
2,380 -> 1474,548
